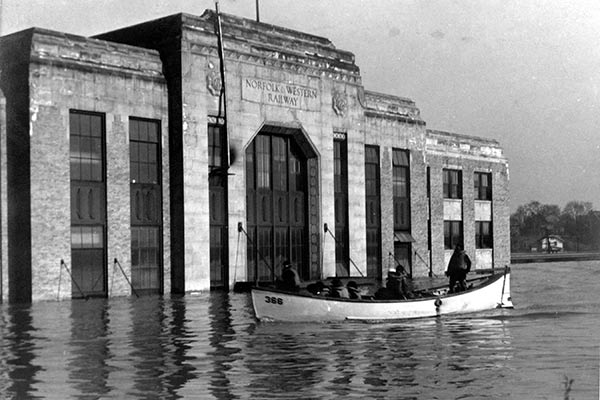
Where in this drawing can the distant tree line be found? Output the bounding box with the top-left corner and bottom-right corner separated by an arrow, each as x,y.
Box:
510,201 -> 600,252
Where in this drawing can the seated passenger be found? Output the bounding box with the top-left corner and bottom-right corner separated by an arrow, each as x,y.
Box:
346,281 -> 362,299
374,266 -> 409,300
306,281 -> 330,296
277,260 -> 301,292
329,278 -> 350,298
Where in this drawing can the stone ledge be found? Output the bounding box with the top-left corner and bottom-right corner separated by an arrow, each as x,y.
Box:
29,29 -> 165,81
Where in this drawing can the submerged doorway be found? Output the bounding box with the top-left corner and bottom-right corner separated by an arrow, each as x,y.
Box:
245,126 -> 318,282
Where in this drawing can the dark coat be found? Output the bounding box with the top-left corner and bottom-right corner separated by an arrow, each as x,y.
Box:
447,250 -> 471,278
281,266 -> 301,291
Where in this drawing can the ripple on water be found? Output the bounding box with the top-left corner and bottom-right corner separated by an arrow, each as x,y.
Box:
0,261 -> 598,399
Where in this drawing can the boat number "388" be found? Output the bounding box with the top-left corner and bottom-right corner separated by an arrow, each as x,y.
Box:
265,296 -> 283,305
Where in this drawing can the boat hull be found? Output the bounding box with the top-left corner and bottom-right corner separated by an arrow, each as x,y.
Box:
251,272 -> 513,322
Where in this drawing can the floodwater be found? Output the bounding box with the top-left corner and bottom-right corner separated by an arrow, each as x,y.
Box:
0,262 -> 598,399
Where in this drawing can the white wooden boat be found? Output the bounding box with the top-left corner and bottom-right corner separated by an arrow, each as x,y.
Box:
251,269 -> 513,322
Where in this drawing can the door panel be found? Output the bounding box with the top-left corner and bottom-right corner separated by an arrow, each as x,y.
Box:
71,248 -> 105,297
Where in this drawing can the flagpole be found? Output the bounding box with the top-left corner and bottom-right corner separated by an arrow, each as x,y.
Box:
214,1 -> 230,167
255,0 -> 260,22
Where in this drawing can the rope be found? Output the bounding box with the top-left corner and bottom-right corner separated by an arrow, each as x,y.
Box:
114,258 -> 139,298
237,222 -> 274,285
110,258 -> 116,296
324,223 -> 364,277
57,259 -> 62,301
413,248 -> 438,278
233,224 -> 241,284
499,265 -> 508,306
60,259 -> 88,300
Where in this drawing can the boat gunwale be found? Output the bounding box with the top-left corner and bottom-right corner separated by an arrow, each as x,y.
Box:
251,271 -> 507,304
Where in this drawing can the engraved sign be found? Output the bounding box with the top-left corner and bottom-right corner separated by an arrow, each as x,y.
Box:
242,77 -> 319,110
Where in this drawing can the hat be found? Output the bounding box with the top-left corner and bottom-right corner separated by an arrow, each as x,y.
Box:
283,260 -> 292,267
347,280 -> 358,290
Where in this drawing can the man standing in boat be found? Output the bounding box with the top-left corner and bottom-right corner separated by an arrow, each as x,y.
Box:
446,244 -> 472,293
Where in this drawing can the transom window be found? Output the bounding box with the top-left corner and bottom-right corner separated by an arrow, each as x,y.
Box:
70,113 -> 104,182
474,172 -> 492,201
443,169 -> 462,199
130,119 -> 159,184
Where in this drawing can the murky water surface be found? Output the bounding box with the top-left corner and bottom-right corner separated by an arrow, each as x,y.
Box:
0,262 -> 598,399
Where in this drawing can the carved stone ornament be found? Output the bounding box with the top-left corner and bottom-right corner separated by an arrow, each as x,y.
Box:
332,90 -> 348,116
206,61 -> 222,96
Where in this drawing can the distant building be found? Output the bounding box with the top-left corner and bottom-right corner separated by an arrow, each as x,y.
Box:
539,235 -> 564,253
0,11 -> 510,302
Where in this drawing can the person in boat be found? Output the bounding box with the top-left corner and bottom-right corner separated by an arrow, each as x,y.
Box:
278,260 -> 301,292
306,280 -> 330,296
329,278 -> 350,298
445,244 -> 472,293
346,280 -> 362,299
375,266 -> 410,299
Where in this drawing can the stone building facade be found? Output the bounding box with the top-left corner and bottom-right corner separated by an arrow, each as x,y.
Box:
0,10 -> 509,302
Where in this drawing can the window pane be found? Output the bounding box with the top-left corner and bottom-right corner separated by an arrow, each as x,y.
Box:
148,122 -> 158,143
80,162 -> 91,181
80,115 -> 91,136
130,119 -> 139,141
90,115 -> 102,137
257,136 -> 271,188
444,169 -> 462,199
392,149 -> 409,166
91,138 -> 102,159
90,159 -> 102,181
139,120 -> 148,142
130,142 -> 139,162
365,146 -> 378,163
80,227 -> 93,247
80,137 -> 91,158
130,161 -> 139,183
148,165 -> 158,184
148,143 -> 157,164
139,143 -> 148,163
246,142 -> 255,190
70,136 -> 80,158
139,162 -> 149,183
71,227 -> 82,248
70,114 -> 80,136
70,160 -> 81,181
131,228 -> 139,248
92,226 -> 103,248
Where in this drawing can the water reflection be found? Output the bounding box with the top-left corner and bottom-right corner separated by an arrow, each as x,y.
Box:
68,299 -> 110,397
207,292 -> 237,400
0,293 -> 518,399
3,262 -> 600,398
165,296 -> 198,397
4,304 -> 42,398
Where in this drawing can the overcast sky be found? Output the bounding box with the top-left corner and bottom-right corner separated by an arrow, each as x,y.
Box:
2,0 -> 599,211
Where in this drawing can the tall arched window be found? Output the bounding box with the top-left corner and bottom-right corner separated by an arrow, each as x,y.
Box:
246,133 -> 308,282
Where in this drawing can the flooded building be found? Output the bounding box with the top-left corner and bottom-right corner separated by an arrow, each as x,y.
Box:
0,10 -> 509,302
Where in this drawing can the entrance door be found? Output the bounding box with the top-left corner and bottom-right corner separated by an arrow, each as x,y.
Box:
246,134 -> 308,282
